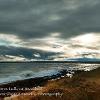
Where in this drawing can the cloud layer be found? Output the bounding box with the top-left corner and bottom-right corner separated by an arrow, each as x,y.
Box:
0,0 -> 100,39
0,33 -> 99,61
0,0 -> 100,61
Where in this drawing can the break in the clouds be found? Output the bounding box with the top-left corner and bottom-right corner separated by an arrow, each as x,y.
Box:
0,33 -> 100,61
0,0 -> 100,61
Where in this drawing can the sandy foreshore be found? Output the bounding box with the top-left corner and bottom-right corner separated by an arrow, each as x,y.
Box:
1,67 -> 100,100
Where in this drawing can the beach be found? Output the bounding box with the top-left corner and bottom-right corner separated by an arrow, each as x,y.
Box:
0,65 -> 100,100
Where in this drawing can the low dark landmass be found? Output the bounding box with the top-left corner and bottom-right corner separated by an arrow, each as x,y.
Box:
0,60 -> 100,64
1,66 -> 100,100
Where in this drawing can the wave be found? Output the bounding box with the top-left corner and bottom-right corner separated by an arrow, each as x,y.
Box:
0,62 -> 99,85
0,69 -> 60,84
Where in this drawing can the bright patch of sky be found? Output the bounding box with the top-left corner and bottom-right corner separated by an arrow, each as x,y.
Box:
0,32 -> 100,61
0,34 -> 21,47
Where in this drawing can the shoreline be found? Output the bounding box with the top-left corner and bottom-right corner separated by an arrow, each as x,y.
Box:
1,66 -> 100,100
0,69 -> 70,97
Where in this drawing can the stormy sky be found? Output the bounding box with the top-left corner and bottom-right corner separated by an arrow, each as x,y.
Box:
0,0 -> 100,61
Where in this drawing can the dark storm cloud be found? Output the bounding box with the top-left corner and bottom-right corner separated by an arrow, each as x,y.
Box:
0,0 -> 100,39
0,46 -> 59,60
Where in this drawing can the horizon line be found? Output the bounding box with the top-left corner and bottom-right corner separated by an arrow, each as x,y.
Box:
0,60 -> 100,64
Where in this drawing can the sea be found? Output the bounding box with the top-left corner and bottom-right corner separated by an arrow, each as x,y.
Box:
0,62 -> 100,84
